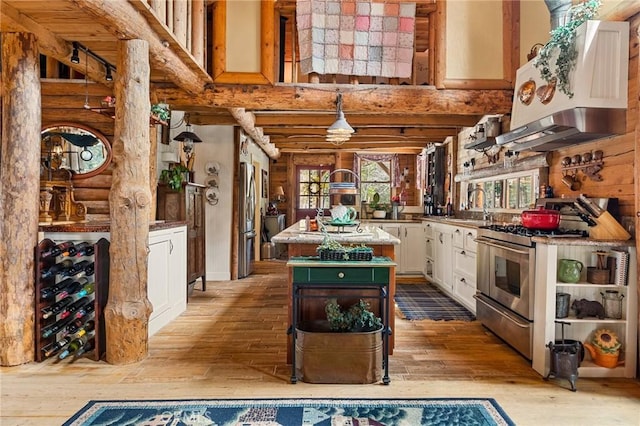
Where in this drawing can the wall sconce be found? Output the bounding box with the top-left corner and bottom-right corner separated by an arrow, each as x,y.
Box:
274,186 -> 286,202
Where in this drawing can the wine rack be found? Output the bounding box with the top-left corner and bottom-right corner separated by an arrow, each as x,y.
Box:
35,238 -> 110,362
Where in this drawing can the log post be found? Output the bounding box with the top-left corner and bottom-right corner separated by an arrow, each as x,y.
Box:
0,33 -> 41,366
149,125 -> 158,221
105,39 -> 153,364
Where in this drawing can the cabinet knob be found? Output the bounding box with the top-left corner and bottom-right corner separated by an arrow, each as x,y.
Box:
337,272 -> 345,279
461,250 -> 466,255
467,232 -> 474,237
460,277 -> 466,283
455,229 -> 461,234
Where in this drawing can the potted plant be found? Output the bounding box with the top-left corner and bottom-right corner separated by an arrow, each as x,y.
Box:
159,164 -> 190,191
150,103 -> 170,124
316,235 -> 373,261
532,0 -> 601,98
295,298 -> 383,384
368,192 -> 388,219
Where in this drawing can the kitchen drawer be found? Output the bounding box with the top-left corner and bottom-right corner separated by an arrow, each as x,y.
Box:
453,247 -> 476,278
464,229 -> 478,253
452,227 -> 465,248
453,272 -> 476,313
293,266 -> 389,284
424,222 -> 434,238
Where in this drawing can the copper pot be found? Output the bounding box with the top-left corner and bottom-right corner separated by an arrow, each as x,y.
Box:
521,206 -> 560,230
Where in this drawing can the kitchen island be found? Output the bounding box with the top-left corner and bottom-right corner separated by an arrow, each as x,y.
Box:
272,221 -> 400,360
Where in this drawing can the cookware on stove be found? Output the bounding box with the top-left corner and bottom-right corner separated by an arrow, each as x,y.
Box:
521,206 -> 560,230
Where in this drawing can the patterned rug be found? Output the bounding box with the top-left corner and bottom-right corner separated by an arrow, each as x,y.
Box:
63,398 -> 514,426
395,283 -> 476,321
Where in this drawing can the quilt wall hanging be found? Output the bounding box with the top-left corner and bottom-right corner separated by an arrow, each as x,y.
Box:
296,0 -> 416,78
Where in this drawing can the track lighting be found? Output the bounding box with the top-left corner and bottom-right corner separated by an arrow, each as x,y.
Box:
69,41 -> 116,82
105,65 -> 113,82
70,42 -> 80,64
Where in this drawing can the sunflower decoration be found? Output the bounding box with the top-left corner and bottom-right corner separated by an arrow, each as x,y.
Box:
591,329 -> 622,354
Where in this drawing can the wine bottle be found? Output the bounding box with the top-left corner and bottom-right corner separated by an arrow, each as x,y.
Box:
40,278 -> 75,301
73,320 -> 95,338
64,260 -> 94,277
58,333 -> 93,360
74,302 -> 95,320
41,259 -> 74,279
61,317 -> 89,337
74,337 -> 95,358
57,278 -> 88,300
41,337 -> 71,358
41,297 -> 73,319
73,281 -> 95,298
58,297 -> 92,320
40,242 -> 76,260
73,242 -> 95,257
41,317 -> 73,338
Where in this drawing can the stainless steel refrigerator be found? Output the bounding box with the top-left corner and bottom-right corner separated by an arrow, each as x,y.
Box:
238,162 -> 256,278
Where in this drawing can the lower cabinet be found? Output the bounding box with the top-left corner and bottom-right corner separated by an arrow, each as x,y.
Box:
426,221 -> 477,314
379,222 -> 425,274
148,226 -> 187,337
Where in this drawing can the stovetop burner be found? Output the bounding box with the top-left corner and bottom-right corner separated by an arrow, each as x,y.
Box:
480,224 -> 588,238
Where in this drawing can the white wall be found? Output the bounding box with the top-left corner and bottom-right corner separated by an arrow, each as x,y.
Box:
157,111 -> 236,281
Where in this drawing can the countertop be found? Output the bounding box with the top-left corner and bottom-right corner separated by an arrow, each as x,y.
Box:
39,220 -> 188,233
532,236 -> 635,246
271,221 -> 401,245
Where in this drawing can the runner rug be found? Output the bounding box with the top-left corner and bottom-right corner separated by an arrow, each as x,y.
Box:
64,398 -> 514,426
395,283 -> 476,321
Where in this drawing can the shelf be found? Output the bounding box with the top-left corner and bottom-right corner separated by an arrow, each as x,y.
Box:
578,360 -> 627,378
554,316 -> 626,324
556,282 -> 627,288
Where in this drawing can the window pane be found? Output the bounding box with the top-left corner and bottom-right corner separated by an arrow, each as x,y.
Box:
507,178 -> 518,209
309,169 -> 319,181
519,176 -> 533,208
494,181 -> 504,208
485,181 -> 495,209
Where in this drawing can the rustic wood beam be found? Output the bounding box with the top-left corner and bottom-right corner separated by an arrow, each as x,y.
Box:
105,39 -> 153,365
159,84 -> 513,115
266,127 -> 458,138
228,108 -> 280,159
0,32 -> 41,366
253,113 -> 481,127
0,2 -> 114,89
71,0 -> 211,95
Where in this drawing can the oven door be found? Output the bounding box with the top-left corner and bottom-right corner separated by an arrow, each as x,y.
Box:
476,237 -> 535,320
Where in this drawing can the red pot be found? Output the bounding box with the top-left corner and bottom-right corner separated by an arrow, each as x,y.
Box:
521,207 -> 560,230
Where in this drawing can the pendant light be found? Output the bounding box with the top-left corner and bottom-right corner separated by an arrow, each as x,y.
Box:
326,93 -> 354,145
173,113 -> 202,159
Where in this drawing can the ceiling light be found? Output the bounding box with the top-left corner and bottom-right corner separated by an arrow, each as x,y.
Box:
174,113 -> 202,158
70,42 -> 80,64
327,94 -> 354,145
105,65 -> 113,81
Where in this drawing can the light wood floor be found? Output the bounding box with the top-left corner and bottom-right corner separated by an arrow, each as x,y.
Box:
2,261 -> 639,425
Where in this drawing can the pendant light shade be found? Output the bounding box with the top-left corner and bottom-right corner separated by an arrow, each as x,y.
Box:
326,93 -> 354,145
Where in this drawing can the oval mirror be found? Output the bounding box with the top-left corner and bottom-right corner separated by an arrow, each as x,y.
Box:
41,123 -> 112,179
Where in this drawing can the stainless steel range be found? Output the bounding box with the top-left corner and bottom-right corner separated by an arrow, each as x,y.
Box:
474,224 -> 586,360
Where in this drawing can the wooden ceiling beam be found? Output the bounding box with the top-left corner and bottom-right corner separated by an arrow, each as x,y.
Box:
0,2 -> 114,90
159,84 -> 513,115
253,113 -> 481,127
228,108 -> 280,159
264,127 -> 457,138
69,0 -> 211,95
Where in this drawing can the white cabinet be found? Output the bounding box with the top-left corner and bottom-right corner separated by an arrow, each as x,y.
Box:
532,242 -> 637,378
148,226 -> 187,337
433,226 -> 453,292
424,222 -> 434,280
452,227 -> 477,313
379,222 -> 425,274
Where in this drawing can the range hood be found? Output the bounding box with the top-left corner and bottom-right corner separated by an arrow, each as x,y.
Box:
498,20 -> 629,152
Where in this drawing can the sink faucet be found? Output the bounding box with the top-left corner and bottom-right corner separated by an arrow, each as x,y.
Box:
469,186 -> 491,222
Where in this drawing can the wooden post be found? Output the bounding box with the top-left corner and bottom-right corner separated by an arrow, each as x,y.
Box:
173,0 -> 187,47
105,39 -> 153,364
0,33 -> 41,366
192,0 -> 205,66
149,125 -> 158,221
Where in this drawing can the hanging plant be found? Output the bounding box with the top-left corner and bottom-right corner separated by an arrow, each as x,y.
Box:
532,0 -> 601,98
151,103 -> 171,122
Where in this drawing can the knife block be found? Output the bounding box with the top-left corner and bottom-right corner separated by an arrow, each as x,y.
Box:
590,211 -> 632,241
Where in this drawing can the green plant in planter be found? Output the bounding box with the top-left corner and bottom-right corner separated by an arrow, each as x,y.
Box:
325,298 -> 382,332
160,164 -> 189,190
151,103 -> 170,122
533,0 -> 601,98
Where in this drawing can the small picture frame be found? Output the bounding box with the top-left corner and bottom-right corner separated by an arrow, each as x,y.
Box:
262,170 -> 268,198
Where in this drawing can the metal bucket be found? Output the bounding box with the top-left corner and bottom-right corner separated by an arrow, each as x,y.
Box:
261,242 -> 276,259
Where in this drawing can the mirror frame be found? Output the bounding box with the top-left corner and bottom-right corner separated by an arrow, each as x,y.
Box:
41,123 -> 112,180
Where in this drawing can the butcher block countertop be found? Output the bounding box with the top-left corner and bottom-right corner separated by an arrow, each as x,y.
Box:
271,221 -> 401,245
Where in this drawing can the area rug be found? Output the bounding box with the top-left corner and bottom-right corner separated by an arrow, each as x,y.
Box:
395,284 -> 476,321
63,398 -> 514,426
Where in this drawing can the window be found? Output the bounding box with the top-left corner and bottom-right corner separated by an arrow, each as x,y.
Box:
296,166 -> 332,220
360,159 -> 392,204
464,169 -> 539,212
